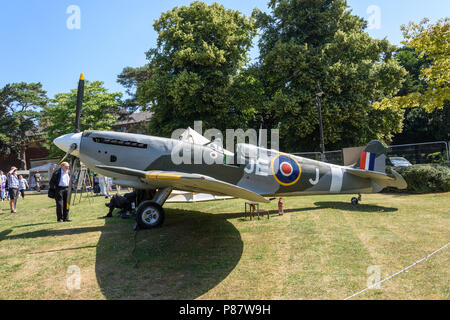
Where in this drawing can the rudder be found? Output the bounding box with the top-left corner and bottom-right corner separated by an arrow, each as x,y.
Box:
353,140 -> 387,173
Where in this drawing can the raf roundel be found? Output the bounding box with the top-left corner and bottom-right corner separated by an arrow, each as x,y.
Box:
271,154 -> 301,186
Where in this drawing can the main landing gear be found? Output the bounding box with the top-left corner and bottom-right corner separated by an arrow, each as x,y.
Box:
351,194 -> 362,205
135,187 -> 172,229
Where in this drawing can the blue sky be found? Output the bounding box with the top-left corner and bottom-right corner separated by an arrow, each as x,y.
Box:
0,0 -> 448,99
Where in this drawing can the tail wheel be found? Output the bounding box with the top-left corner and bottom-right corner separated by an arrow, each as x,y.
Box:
135,201 -> 165,229
351,197 -> 359,205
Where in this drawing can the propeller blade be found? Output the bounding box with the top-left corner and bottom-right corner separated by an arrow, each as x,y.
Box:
59,152 -> 70,164
61,73 -> 84,214
74,73 -> 85,133
62,73 -> 85,213
59,143 -> 78,164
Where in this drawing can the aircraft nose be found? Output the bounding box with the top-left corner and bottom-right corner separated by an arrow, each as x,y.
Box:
53,132 -> 82,157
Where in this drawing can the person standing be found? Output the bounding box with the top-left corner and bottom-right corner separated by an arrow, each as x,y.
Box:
34,172 -> 41,192
49,162 -> 72,222
7,167 -> 19,213
0,170 -> 6,201
29,174 -> 36,191
106,176 -> 112,198
115,183 -> 121,195
92,173 -> 100,194
18,175 -> 29,199
98,173 -> 107,197
4,173 -> 8,200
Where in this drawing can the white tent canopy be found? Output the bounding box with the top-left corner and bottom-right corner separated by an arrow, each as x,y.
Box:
29,163 -> 58,173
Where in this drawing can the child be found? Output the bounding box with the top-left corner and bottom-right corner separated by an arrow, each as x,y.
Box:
18,175 -> 29,199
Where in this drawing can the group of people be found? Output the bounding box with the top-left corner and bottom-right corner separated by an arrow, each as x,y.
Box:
2,161 -> 148,222
0,167 -> 29,213
0,162 -> 74,220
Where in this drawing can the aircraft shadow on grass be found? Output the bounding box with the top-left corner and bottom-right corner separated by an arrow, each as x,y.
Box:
217,201 -> 398,218
95,208 -> 243,300
301,201 -> 398,213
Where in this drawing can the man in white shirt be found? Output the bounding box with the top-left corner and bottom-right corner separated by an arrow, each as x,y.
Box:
49,162 -> 72,222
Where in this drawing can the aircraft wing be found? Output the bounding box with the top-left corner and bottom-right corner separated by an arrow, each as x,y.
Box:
96,165 -> 270,203
346,167 -> 407,189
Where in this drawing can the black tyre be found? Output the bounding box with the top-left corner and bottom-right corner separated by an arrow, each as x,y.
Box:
135,201 -> 165,229
351,197 -> 359,205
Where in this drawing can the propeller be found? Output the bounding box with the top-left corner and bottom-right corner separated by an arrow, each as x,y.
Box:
59,143 -> 78,164
65,73 -> 85,214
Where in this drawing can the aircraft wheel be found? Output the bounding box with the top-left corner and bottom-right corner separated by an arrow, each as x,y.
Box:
351,197 -> 359,205
136,201 -> 165,229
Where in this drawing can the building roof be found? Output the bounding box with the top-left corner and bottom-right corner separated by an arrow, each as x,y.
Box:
114,111 -> 153,126
25,126 -> 45,137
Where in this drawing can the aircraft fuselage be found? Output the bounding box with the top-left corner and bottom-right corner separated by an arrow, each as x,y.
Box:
73,130 -> 376,196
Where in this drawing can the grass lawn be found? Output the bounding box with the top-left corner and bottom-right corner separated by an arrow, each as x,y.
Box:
0,191 -> 448,300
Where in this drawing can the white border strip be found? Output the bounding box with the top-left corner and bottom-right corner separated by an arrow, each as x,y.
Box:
330,166 -> 343,193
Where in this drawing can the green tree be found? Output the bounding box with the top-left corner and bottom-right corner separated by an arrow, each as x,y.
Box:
0,82 -> 48,169
117,65 -> 152,114
394,47 -> 429,96
254,0 -> 407,152
392,47 -> 450,144
120,1 -> 257,137
374,18 -> 449,112
41,81 -> 122,156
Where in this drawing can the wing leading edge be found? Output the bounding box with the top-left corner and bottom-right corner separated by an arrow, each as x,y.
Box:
96,165 -> 270,203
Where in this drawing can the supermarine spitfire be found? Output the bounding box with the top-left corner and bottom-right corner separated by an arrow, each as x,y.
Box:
53,75 -> 407,229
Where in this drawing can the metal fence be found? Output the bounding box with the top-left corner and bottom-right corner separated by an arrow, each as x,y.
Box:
387,141 -> 449,165
293,141 -> 450,166
292,150 -> 343,165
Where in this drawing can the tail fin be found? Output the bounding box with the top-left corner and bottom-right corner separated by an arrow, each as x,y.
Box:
353,140 -> 387,173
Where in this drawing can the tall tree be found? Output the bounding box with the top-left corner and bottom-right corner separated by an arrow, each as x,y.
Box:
120,1 -> 257,137
392,47 -> 450,144
117,65 -> 152,114
0,82 -> 48,169
254,0 -> 407,152
40,81 -> 122,156
374,18 -> 449,112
